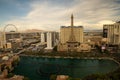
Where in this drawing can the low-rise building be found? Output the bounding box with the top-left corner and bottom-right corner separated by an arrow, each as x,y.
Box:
56,75 -> 69,80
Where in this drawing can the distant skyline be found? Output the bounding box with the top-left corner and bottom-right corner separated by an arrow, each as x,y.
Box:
0,0 -> 120,31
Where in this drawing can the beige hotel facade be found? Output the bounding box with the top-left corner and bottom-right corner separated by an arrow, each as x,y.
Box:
60,26 -> 83,44
58,14 -> 91,52
103,21 -> 120,45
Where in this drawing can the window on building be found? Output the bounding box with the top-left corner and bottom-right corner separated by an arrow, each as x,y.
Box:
68,45 -> 70,47
74,45 -> 77,47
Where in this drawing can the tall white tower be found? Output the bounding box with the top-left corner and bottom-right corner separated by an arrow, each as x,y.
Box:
45,32 -> 53,49
41,32 -> 45,43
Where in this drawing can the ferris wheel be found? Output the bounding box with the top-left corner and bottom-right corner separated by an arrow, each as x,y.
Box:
4,24 -> 18,32
3,24 -> 18,49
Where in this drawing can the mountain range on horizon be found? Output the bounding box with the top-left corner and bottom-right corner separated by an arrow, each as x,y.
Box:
23,28 -> 103,33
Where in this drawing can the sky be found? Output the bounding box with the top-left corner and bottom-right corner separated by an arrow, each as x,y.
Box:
0,0 -> 120,31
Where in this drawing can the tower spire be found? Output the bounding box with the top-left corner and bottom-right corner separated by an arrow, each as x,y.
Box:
71,14 -> 73,27
68,14 -> 76,42
67,14 -> 78,52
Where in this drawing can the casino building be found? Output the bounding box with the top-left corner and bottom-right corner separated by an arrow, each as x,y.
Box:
103,21 -> 120,45
103,21 -> 120,52
58,14 -> 91,52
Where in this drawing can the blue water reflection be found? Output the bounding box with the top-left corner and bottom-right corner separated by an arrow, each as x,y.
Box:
13,56 -> 119,80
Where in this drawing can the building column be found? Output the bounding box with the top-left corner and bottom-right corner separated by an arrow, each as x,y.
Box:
41,32 -> 45,43
45,32 -> 52,49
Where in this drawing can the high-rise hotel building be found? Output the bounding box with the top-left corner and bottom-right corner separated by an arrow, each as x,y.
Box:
57,14 -> 89,52
103,21 -> 120,45
60,26 -> 83,44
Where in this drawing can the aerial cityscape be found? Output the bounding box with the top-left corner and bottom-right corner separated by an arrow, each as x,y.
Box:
0,0 -> 120,80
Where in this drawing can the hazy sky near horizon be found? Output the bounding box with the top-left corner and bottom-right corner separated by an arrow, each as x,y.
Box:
0,0 -> 120,31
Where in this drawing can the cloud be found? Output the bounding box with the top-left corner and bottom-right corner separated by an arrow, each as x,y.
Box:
4,0 -> 120,31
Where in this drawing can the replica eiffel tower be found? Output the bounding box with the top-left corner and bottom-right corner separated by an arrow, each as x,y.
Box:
67,14 -> 79,52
